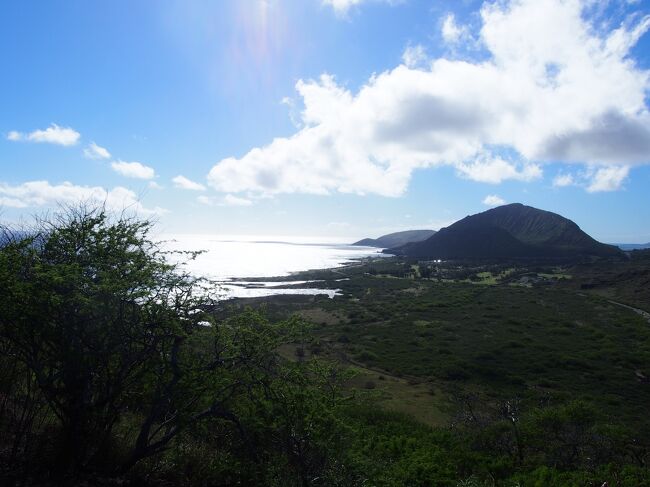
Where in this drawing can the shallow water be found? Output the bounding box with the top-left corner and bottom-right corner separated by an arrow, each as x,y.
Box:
160,235 -> 383,298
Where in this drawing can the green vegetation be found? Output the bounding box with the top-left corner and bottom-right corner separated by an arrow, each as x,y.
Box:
0,208 -> 354,485
315,280 -> 650,421
394,203 -> 621,260
1,207 -> 649,486
230,255 -> 650,485
353,229 -> 436,248
562,248 -> 650,310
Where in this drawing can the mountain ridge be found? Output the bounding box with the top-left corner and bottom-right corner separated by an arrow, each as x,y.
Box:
616,243 -> 650,251
388,203 -> 620,260
353,229 -> 436,248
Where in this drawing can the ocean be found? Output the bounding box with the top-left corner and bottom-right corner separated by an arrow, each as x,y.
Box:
160,235 -> 384,299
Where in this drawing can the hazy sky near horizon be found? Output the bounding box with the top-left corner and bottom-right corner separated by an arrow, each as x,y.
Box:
1,0 -> 650,242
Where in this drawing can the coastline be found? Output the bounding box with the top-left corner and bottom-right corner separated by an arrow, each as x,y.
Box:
217,254 -> 391,299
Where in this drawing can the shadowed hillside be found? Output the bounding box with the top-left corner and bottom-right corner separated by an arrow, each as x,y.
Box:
353,229 -> 436,248
390,203 -> 621,260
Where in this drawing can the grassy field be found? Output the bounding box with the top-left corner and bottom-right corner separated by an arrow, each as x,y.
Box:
224,255 -> 650,436
561,249 -> 650,310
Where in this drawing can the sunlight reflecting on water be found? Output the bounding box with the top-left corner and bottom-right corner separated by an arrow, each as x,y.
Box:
160,235 -> 384,298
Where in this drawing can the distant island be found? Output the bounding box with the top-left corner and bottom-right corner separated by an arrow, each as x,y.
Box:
386,203 -> 621,260
352,229 -> 436,248
616,242 -> 650,251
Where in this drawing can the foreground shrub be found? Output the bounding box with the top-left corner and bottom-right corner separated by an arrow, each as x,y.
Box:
0,207 -> 352,484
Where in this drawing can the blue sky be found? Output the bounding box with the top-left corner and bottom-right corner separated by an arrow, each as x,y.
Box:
1,0 -> 649,242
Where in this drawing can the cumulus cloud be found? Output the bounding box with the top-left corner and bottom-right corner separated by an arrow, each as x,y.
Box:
172,175 -> 206,191
553,165 -> 630,193
111,161 -> 155,180
322,0 -> 363,14
552,165 -> 629,191
553,173 -> 576,187
402,44 -> 427,68
441,13 -> 469,44
7,124 -> 80,146
83,142 -> 111,160
483,194 -> 506,206
7,131 -> 22,141
456,154 -> 542,184
197,194 -> 253,207
586,165 -> 630,192
542,111 -> 650,164
0,180 -> 166,215
322,0 -> 394,15
208,0 -> 650,197
222,194 -> 253,206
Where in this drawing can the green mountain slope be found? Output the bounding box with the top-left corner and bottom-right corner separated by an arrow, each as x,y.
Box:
353,229 -> 436,248
390,204 -> 621,260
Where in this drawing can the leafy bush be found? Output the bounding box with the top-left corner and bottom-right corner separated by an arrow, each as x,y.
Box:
0,207 -> 354,484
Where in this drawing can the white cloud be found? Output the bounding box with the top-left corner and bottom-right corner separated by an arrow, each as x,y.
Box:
148,181 -> 164,190
456,154 -> 542,184
7,124 -> 80,146
7,131 -> 22,141
111,161 -> 155,180
402,44 -> 427,68
222,194 -> 253,206
586,165 -> 630,192
552,166 -> 629,191
553,173 -> 575,187
208,0 -> 650,197
441,13 -> 469,44
281,96 -> 302,128
483,194 -> 506,206
322,0 -> 393,15
323,0 -> 364,14
172,175 -> 206,191
83,142 -> 111,160
197,194 -> 253,207
0,180 -> 166,215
